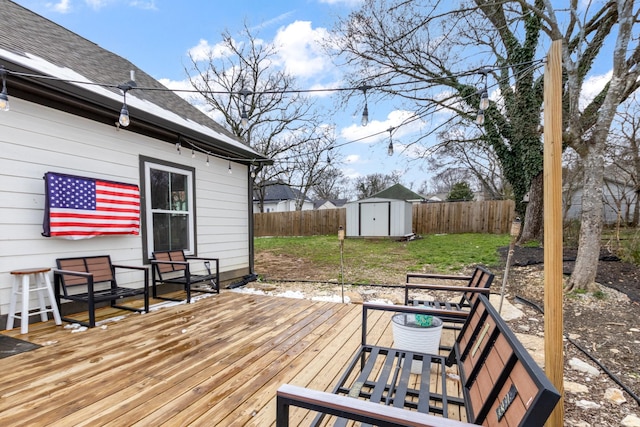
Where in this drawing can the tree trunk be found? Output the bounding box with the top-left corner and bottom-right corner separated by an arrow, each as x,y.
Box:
518,173 -> 544,243
565,145 -> 605,292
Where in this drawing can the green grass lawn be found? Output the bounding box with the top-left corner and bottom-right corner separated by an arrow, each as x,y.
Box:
255,234 -> 511,283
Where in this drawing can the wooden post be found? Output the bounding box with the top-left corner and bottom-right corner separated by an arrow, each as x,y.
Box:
544,39 -> 564,426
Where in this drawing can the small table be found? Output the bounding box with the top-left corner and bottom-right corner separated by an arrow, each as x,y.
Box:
7,268 -> 62,334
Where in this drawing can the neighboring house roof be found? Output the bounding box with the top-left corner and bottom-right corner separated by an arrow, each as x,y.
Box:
0,1 -> 269,163
313,199 -> 348,209
254,182 -> 311,203
369,184 -> 425,201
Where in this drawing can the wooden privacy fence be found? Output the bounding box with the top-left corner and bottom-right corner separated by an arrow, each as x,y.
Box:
254,208 -> 347,237
254,200 -> 515,237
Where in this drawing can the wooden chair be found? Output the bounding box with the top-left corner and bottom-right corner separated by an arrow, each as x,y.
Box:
404,266 -> 494,327
151,250 -> 219,303
54,255 -> 149,328
276,295 -> 561,426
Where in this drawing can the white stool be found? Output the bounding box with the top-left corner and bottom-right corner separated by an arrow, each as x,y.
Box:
7,267 -> 62,334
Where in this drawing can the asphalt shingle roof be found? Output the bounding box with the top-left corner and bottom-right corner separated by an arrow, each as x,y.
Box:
0,1 -> 266,161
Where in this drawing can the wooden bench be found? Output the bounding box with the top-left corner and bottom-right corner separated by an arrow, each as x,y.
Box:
404,266 -> 494,327
54,255 -> 149,328
151,250 -> 219,303
276,294 -> 560,426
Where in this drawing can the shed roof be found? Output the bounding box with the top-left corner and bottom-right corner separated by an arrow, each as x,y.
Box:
369,184 -> 425,201
0,1 -> 268,163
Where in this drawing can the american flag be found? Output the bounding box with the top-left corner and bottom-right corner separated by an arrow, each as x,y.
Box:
43,172 -> 140,239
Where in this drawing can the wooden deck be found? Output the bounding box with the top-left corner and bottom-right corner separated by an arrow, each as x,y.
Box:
0,291 -> 461,426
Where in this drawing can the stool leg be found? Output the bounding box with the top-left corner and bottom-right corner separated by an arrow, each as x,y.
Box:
21,275 -> 30,334
36,273 -> 49,322
43,272 -> 62,325
6,276 -> 19,330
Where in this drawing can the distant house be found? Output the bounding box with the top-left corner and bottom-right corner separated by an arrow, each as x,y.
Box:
0,2 -> 270,325
313,199 -> 348,210
564,178 -> 638,224
253,182 -> 314,212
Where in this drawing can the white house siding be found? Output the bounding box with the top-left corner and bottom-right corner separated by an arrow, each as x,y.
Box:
0,98 -> 250,316
564,182 -> 638,224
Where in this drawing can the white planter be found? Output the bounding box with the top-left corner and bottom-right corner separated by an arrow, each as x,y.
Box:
391,313 -> 443,374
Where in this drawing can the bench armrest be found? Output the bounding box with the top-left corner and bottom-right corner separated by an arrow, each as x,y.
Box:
54,269 -> 92,278
276,384 -> 476,427
185,256 -> 219,262
405,284 -> 491,293
111,264 -> 149,271
360,302 -> 468,347
406,272 -> 472,282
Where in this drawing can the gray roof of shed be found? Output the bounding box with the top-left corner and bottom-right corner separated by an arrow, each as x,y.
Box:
0,1 -> 267,162
369,184 -> 425,201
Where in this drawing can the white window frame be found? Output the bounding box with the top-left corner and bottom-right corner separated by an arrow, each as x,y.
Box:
143,161 -> 195,258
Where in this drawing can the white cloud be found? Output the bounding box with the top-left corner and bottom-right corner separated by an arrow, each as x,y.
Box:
340,109 -> 424,144
580,70 -> 612,111
249,11 -> 296,33
46,0 -> 71,13
129,0 -> 157,10
84,0 -> 111,9
345,154 -> 360,163
187,39 -> 235,62
318,0 -> 363,6
273,21 -> 332,80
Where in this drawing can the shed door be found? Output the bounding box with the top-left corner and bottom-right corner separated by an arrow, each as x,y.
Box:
360,202 -> 390,236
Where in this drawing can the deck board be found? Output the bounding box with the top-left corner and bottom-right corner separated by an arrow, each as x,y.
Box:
0,291 -> 463,426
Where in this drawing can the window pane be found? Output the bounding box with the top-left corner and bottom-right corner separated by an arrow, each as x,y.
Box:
150,169 -> 170,210
171,174 -> 188,211
153,213 -> 189,251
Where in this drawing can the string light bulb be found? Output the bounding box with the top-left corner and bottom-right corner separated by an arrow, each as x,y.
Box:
191,148 -> 195,158
0,67 -> 9,111
359,84 -> 371,126
206,155 -> 210,166
238,86 -> 252,129
118,102 -> 130,127
479,90 -> 489,110
476,109 -> 485,126
228,161 -> 232,174
117,79 -> 136,128
387,127 -> 394,156
176,141 -> 181,154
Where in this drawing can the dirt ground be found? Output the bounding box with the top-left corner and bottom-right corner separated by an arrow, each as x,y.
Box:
253,245 -> 640,426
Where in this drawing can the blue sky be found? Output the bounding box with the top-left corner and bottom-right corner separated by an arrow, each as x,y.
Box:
12,0 -> 435,191
10,0 -> 616,196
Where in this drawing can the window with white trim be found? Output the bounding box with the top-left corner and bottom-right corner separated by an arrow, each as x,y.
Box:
142,160 -> 195,258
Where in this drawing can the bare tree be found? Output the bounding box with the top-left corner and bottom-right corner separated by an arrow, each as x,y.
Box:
527,0 -> 640,291
185,24 -> 333,212
354,172 -> 402,199
332,0 -> 640,290
282,126 -> 341,210
330,0 -> 547,244
606,98 -> 640,226
311,167 -> 350,200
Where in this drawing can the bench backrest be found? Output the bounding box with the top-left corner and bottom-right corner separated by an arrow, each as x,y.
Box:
56,256 -> 115,287
405,266 -> 494,308
152,250 -> 188,277
453,294 -> 560,426
462,267 -> 494,307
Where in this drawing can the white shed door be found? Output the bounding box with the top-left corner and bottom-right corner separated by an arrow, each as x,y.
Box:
360,202 -> 390,236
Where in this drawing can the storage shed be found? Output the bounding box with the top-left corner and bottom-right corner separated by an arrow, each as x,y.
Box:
345,197 -> 413,238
